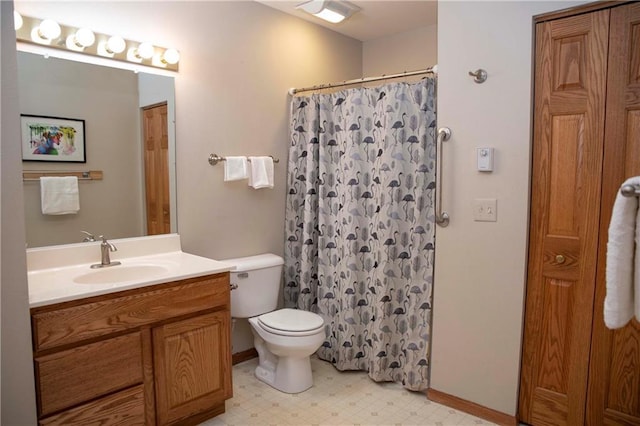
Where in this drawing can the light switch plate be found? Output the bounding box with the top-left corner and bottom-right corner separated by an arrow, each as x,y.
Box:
473,198 -> 497,222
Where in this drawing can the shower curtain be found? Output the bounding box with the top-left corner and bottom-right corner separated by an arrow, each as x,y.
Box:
284,79 -> 436,391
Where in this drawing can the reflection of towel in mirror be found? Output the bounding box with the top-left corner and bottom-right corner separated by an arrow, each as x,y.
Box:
224,156 -> 248,181
40,176 -> 80,215
605,176 -> 640,329
248,156 -> 274,189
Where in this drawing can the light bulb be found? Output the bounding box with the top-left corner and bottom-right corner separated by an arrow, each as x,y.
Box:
162,48 -> 180,65
136,42 -> 154,59
66,27 -> 96,51
106,36 -> 126,54
38,19 -> 61,40
74,28 -> 95,47
14,11 -> 23,30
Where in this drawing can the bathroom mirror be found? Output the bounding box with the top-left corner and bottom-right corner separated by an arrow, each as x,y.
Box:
18,51 -> 177,247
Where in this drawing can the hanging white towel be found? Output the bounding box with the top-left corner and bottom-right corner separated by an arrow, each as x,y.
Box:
40,176 -> 80,215
604,176 -> 640,329
224,156 -> 249,181
248,156 -> 274,189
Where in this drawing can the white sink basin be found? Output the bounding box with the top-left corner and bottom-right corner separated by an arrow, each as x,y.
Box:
73,264 -> 171,284
27,234 -> 236,308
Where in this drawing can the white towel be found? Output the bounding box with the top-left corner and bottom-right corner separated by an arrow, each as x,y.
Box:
248,156 -> 274,189
40,176 -> 80,215
604,176 -> 640,329
224,156 -> 248,181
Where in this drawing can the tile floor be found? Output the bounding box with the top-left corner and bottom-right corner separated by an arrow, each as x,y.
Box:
200,356 -> 496,426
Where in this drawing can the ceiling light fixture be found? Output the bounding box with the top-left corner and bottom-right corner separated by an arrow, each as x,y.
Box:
296,0 -> 359,24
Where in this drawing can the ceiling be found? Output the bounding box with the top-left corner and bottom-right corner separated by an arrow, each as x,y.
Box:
256,1 -> 438,42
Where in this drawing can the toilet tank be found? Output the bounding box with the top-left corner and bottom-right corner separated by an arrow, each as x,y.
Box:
224,254 -> 284,318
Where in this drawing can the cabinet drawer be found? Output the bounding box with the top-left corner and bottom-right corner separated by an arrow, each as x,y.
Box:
32,273 -> 230,351
39,385 -> 145,426
36,332 -> 143,417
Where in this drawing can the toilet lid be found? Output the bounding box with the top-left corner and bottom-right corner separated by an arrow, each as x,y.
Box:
258,309 -> 324,334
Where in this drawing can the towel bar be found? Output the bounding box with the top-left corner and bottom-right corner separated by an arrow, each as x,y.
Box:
620,184 -> 640,198
208,153 -> 279,166
22,170 -> 103,181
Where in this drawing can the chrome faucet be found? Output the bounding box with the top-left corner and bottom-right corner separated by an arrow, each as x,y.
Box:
90,236 -> 122,269
81,230 -> 96,242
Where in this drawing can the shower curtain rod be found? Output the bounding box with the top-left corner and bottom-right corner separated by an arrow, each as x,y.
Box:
288,65 -> 437,96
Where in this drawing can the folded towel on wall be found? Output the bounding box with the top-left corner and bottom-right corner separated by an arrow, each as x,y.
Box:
40,176 -> 80,215
604,176 -> 640,329
248,156 -> 274,189
224,156 -> 248,181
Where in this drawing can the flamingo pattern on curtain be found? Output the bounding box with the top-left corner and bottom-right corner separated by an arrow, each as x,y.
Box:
284,79 -> 436,391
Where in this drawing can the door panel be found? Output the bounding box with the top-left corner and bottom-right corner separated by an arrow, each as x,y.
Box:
587,3 -> 640,425
143,103 -> 170,235
153,311 -> 232,425
519,10 -> 609,426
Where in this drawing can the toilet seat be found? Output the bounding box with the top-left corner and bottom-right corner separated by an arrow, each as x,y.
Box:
258,308 -> 324,337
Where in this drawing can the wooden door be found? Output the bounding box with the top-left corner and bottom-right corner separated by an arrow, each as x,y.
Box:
153,311 -> 232,425
143,103 -> 171,235
587,3 -> 640,425
519,10 -> 609,425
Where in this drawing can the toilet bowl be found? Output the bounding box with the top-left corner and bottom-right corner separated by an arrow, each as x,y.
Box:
225,254 -> 325,394
249,308 -> 325,393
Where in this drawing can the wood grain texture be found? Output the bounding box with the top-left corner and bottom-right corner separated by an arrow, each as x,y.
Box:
232,348 -> 258,365
586,3 -> 640,425
519,9 -> 609,425
35,332 -> 143,416
426,388 -> 517,426
32,274 -> 229,351
153,311 -> 232,425
534,1 -> 633,23
141,327 -> 156,426
38,385 -> 145,426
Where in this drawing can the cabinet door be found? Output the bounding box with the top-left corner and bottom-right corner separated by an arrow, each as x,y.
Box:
153,311 -> 232,425
519,10 -> 609,426
587,3 -> 640,425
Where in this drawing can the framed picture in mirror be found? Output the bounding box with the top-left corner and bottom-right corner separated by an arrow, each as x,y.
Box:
21,114 -> 86,163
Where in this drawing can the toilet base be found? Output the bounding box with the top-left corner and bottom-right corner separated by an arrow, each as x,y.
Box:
254,356 -> 313,394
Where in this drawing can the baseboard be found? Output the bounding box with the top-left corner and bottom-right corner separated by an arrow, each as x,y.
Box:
426,388 -> 517,426
232,348 -> 258,365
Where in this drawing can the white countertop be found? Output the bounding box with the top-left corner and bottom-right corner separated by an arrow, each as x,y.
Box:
27,234 -> 234,308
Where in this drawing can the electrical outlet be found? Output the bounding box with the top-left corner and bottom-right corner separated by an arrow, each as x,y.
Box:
473,198 -> 497,222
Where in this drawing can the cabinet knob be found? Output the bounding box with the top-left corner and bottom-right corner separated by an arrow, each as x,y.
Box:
555,254 -> 566,264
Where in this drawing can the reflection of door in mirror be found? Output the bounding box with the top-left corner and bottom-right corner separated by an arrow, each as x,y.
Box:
143,103 -> 170,235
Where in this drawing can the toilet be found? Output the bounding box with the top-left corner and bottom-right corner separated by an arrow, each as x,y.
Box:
226,253 -> 325,393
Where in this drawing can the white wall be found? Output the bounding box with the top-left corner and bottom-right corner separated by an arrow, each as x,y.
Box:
363,24 -> 437,76
1,1 -> 38,424
432,0 -> 586,416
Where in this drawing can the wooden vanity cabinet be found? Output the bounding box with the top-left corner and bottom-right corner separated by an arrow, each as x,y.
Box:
30,272 -> 232,426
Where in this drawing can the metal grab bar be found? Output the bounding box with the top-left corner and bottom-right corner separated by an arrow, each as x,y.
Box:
436,127 -> 452,227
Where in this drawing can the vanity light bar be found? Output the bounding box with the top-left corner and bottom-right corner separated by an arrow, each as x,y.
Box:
15,15 -> 179,72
